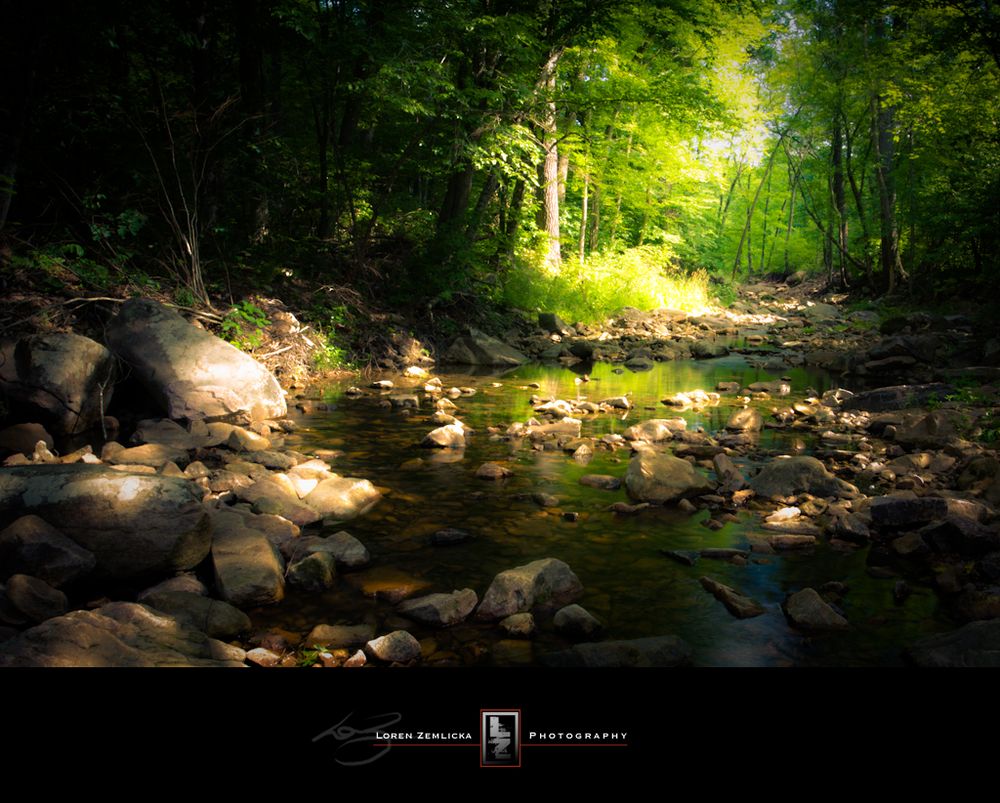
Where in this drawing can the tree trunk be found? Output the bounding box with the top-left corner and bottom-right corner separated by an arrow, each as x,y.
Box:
871,94 -> 902,293
832,118 -> 849,288
539,48 -> 563,272
579,172 -> 589,265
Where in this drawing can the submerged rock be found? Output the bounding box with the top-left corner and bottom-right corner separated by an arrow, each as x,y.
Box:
106,298 -> 286,420
477,558 -> 583,620
553,604 -> 602,639
540,635 -> 691,667
726,407 -> 764,432
699,576 -> 765,618
306,623 -> 376,649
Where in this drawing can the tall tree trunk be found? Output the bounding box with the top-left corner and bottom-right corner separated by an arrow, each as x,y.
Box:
783,160 -> 798,274
832,118 -> 849,288
871,94 -> 902,293
539,48 -> 563,272
579,172 -> 589,265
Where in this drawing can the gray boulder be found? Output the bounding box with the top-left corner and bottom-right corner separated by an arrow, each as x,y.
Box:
477,558 -> 583,620
397,588 -> 478,627
106,298 -> 286,420
421,424 -> 466,449
0,333 -> 115,434
290,531 -> 370,569
541,635 -> 691,667
443,329 -> 528,366
691,340 -> 729,359
0,601 -> 246,667
625,450 -> 715,503
0,465 -> 210,578
286,551 -> 337,592
0,515 -> 96,587
538,313 -> 574,336
749,456 -> 858,499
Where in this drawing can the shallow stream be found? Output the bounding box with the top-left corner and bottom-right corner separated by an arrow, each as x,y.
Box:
255,355 -> 951,666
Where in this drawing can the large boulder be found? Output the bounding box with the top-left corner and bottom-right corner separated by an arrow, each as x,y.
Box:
106,298 -> 286,420
476,558 -> 583,620
622,419 -> 686,442
139,590 -> 251,640
0,333 -> 115,434
840,384 -> 950,413
625,450 -> 715,503
749,456 -> 858,499
784,588 -> 848,630
0,601 -> 246,667
443,329 -> 528,366
0,465 -> 211,578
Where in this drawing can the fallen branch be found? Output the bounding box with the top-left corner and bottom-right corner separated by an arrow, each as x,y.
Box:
257,344 -> 294,359
0,296 -> 126,334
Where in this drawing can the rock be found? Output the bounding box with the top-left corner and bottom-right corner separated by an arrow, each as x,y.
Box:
102,442 -> 188,468
769,534 -> 818,549
210,512 -> 285,607
841,383 -> 950,413
286,551 -> 337,592
919,516 -> 1000,556
699,576 -> 765,618
700,548 -> 750,560
365,630 -> 422,663
569,341 -> 595,360
344,650 -> 366,667
0,515 -> 96,587
304,476 -> 381,521
499,613 -> 535,638
526,419 -> 581,439
227,427 -> 271,452
553,604 -> 602,639
397,588 -> 478,627
624,356 -> 654,371
137,574 -> 208,601
0,465 -> 210,578
306,623 -> 376,649
476,462 -> 513,480
421,423 -> 466,448
712,453 -> 746,491
0,601 -> 246,667
539,312 -> 573,336
661,549 -> 699,566
579,474 -> 621,491
749,456 -> 858,499
622,419 -> 686,441
431,528 -> 474,546
477,558 -> 583,620
625,450 -> 715,504
443,329 -> 528,366
540,635 -> 691,667
0,424 -> 54,457
784,588 -> 848,630
139,590 -> 251,639
747,380 -> 791,395
106,298 -> 286,420
802,302 -> 840,321
906,620 -> 1000,667
599,395 -> 631,410
691,340 -> 729,359
892,532 -> 929,556
893,410 -> 963,449
245,647 -> 281,667
315,531 -> 370,568
0,333 -> 115,434
237,476 -> 321,526
404,366 -> 429,378
5,574 -> 68,622
726,407 -> 764,432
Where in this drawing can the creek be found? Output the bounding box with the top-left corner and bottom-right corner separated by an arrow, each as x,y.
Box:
254,355 -> 952,666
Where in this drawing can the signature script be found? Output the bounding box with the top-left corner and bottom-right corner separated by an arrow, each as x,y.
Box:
313,711 -> 402,766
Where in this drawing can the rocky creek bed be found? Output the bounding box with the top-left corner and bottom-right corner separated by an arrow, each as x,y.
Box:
2,282 -> 1000,667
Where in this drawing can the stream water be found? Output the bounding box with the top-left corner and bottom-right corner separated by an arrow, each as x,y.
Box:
254,354 -> 952,666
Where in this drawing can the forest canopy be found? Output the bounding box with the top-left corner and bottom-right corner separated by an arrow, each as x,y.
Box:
2,0 -> 998,324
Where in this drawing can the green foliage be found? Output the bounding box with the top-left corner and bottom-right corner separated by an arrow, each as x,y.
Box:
221,300 -> 270,351
297,645 -> 327,668
306,302 -> 353,371
504,240 -> 713,323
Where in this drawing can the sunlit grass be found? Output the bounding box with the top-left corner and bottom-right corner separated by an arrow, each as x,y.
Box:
503,242 -> 715,323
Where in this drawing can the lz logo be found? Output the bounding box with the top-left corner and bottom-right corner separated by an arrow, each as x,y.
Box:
480,710 -> 521,767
